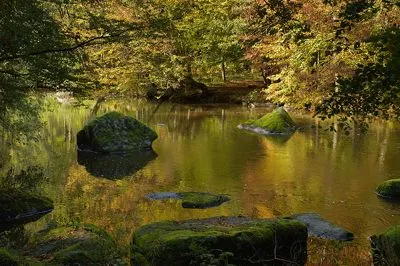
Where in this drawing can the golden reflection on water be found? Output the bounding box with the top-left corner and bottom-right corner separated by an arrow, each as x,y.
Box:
2,99 -> 400,263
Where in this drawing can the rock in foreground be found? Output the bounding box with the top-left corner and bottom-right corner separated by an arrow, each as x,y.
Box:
238,107 -> 297,135
376,179 -> 400,200
145,192 -> 230,209
291,213 -> 354,241
370,225 -> 400,266
131,216 -> 308,266
77,112 -> 158,154
26,224 -> 124,265
0,190 -> 53,231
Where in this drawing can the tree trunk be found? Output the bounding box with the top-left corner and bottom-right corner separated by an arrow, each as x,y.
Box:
221,62 -> 226,82
185,61 -> 192,78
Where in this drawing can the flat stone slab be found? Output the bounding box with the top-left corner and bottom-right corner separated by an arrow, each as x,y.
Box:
131,216 -> 308,266
145,192 -> 230,209
0,190 -> 53,231
291,213 -> 354,241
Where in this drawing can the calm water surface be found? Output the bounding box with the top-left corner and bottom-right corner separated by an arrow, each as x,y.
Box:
1,98 -> 400,255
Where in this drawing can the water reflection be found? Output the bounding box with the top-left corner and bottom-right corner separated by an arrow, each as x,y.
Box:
77,150 -> 157,179
0,98 -> 399,257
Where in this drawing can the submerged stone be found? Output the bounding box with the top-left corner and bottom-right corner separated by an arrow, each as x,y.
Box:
78,149 -> 157,179
370,225 -> 400,266
0,190 -> 53,231
376,179 -> 400,200
291,213 -> 354,241
131,216 -> 308,266
77,112 -> 158,154
26,224 -> 124,265
145,192 -> 230,209
238,107 -> 297,135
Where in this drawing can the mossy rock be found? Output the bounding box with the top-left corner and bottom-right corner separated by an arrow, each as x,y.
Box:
77,112 -> 158,154
0,190 -> 53,231
370,225 -> 400,265
238,107 -> 297,135
26,224 -> 125,265
145,192 -> 230,209
179,192 -> 230,209
376,179 -> 400,200
131,216 -> 308,266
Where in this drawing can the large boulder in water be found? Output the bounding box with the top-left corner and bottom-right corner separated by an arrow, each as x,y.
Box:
376,179 -> 400,200
77,112 -> 158,154
131,216 -> 308,266
0,190 -> 53,231
238,107 -> 297,135
370,225 -> 400,265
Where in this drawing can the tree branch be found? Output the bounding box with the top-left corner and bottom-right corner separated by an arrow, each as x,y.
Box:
0,29 -> 132,62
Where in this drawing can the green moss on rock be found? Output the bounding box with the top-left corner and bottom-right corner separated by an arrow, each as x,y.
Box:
239,107 -> 297,135
77,112 -> 158,154
178,192 -> 230,209
0,190 -> 53,231
26,224 -> 125,265
376,179 -> 400,199
131,216 -> 308,266
370,225 -> 400,265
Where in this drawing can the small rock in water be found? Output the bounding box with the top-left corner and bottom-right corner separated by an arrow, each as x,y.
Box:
145,192 -> 182,200
145,192 -> 230,209
291,213 -> 354,241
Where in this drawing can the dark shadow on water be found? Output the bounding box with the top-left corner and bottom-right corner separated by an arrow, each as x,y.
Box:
77,150 -> 158,180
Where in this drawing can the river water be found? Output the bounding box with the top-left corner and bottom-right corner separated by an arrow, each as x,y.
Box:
1,98 -> 400,262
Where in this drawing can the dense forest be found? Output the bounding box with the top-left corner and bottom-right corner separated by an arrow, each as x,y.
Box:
1,0 -> 400,137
